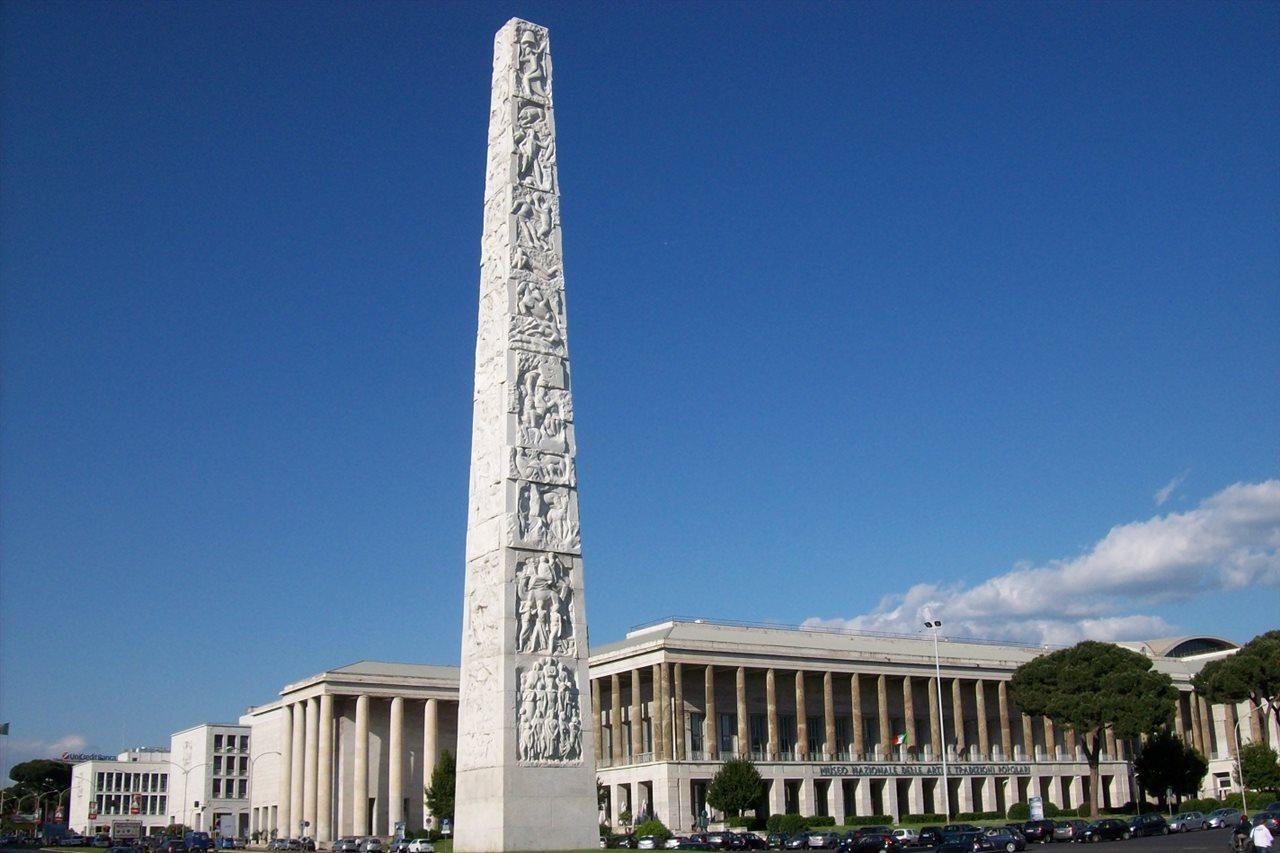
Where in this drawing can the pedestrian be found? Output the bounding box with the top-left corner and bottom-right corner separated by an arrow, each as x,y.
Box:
1236,816 -> 1254,853
1252,819 -> 1274,853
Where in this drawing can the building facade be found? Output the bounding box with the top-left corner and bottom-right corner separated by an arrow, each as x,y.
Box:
243,662 -> 459,842
245,621 -> 1276,840
169,724 -> 252,836
68,749 -> 172,837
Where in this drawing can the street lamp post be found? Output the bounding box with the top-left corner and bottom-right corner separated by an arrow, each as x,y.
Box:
162,762 -> 209,831
1232,700 -> 1268,815
925,618 -> 951,822
246,751 -> 281,841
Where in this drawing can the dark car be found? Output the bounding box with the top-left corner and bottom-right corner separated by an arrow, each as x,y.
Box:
157,842 -> 185,853
1020,822 -> 1055,845
676,839 -> 714,851
766,836 -> 788,851
1253,813 -> 1280,834
918,828 -> 943,849
936,833 -> 992,853
785,838 -> 809,851
741,836 -> 769,851
1127,814 -> 1169,838
606,836 -> 638,849
1077,820 -> 1130,843
852,833 -> 902,853
981,828 -> 1023,853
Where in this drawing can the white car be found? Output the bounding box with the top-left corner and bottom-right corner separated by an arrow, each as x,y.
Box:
406,841 -> 434,853
891,829 -> 918,845
360,840 -> 383,853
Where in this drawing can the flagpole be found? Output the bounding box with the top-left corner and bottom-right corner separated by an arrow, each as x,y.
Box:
925,619 -> 951,822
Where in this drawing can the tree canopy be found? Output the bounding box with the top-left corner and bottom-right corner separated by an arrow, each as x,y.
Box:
1010,640 -> 1177,818
706,757 -> 765,818
425,750 -> 455,821
1239,743 -> 1280,795
1134,729 -> 1207,807
1192,631 -> 1280,730
8,760 -> 71,792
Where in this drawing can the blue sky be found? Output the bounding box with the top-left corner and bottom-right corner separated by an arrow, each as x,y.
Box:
2,1 -> 1277,775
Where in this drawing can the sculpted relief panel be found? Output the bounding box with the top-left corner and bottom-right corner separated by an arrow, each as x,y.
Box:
514,101 -> 556,193
509,274 -> 566,355
512,481 -> 580,553
515,552 -> 576,656
509,446 -> 574,486
514,26 -> 550,102
511,352 -> 572,452
516,657 -> 582,765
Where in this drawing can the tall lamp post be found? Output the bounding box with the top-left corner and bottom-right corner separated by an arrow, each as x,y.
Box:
925,618 -> 951,822
163,762 -> 209,831
246,751 -> 281,840
1232,700 -> 1268,815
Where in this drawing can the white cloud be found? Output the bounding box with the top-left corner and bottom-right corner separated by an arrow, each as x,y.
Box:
1,734 -> 88,779
805,479 -> 1280,645
1155,471 -> 1189,506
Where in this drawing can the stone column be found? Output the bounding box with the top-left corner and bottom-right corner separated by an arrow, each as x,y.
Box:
610,674 -> 624,764
1249,702 -> 1264,745
1021,714 -> 1035,758
928,677 -> 941,759
673,664 -> 686,760
795,671 -> 809,760
975,680 -> 990,759
278,703 -> 294,836
1173,693 -> 1187,741
997,682 -> 1012,759
290,702 -> 305,836
317,695 -> 334,843
303,696 -> 319,835
851,674 -> 865,759
422,698 -> 438,804
877,674 -> 890,756
736,667 -> 749,757
1064,727 -> 1077,759
1199,695 -> 1215,757
353,695 -> 369,836
705,666 -> 718,759
388,696 -> 404,830
592,679 -> 603,764
1043,717 -> 1057,758
766,668 -> 779,760
823,672 -> 836,760
660,662 -> 674,760
652,664 -> 667,760
1188,694 -> 1203,754
632,669 -> 645,758
951,679 -> 965,755
1224,704 -> 1238,758
1104,726 -> 1117,759
902,676 -> 916,756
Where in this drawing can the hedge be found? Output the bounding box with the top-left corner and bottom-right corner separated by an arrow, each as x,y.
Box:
766,814 -> 809,835
633,819 -> 672,842
902,814 -> 946,824
842,815 -> 895,826
807,817 -> 837,827
954,812 -> 1001,821
727,816 -> 765,830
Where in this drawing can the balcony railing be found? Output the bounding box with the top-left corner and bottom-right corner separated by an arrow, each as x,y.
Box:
596,745 -> 1123,767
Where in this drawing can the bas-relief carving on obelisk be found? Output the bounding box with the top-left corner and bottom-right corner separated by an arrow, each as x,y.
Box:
454,18 -> 599,852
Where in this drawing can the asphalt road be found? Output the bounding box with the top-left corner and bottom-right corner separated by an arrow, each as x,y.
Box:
1029,831 -> 1236,853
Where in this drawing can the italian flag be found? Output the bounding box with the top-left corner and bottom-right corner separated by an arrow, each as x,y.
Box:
892,733 -> 909,746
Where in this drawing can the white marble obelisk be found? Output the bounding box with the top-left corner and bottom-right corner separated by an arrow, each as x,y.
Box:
454,18 -> 599,852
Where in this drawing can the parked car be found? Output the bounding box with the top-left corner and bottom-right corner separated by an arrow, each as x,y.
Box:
981,828 -> 1024,853
784,838 -> 808,851
855,828 -> 895,840
742,836 -> 769,850
360,840 -> 382,853
850,833 -> 902,852
157,841 -> 185,853
890,830 -> 917,847
637,837 -> 661,850
1076,820 -> 1130,843
1020,822 -> 1055,845
917,828 -> 943,849
1127,814 -> 1169,837
334,839 -> 361,853
1207,809 -> 1242,829
1168,811 -> 1208,832
1252,813 -> 1280,834
406,840 -> 434,853
92,837 -> 113,848
60,837 -> 89,847
605,836 -> 638,849
936,833 -> 991,853
807,833 -> 840,850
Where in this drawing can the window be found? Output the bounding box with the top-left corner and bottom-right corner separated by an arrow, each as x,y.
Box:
240,735 -> 249,751
214,757 -> 222,775
749,714 -> 768,753
213,779 -> 222,798
159,796 -> 166,815
237,780 -> 247,799
689,713 -> 705,753
96,772 -> 105,791
718,713 -> 736,754
779,715 -> 796,753
808,715 -> 821,755
214,735 -> 224,752
160,775 -> 167,793
240,757 -> 248,775
835,717 -> 852,753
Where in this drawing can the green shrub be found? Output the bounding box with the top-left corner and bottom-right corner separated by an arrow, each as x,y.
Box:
766,814 -> 809,835
1180,797 -> 1222,812
727,816 -> 765,830
954,812 -> 1001,821
806,816 -> 836,827
1007,803 -> 1030,820
903,813 -> 946,824
633,819 -> 671,843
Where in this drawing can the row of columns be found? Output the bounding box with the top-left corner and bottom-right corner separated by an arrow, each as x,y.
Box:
276,695 -> 440,840
601,664 -> 1121,764
1176,689 -> 1271,760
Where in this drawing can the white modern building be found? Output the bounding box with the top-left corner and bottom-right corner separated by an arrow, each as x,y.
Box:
244,620 -> 1275,840
69,749 -> 173,838
169,723 -> 252,837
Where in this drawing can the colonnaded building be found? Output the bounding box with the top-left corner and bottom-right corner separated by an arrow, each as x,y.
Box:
242,619 -> 1275,838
